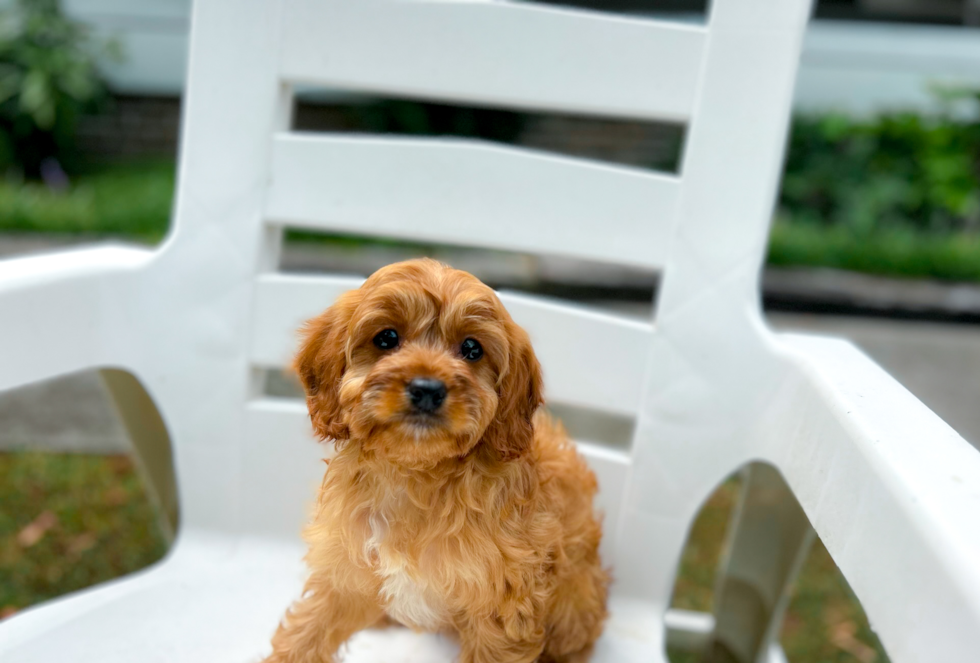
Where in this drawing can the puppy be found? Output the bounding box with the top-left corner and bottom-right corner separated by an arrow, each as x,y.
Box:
264,259 -> 608,663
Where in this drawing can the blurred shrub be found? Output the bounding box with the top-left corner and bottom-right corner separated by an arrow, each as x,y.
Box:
0,160 -> 174,241
343,98 -> 525,143
0,0 -> 118,177
781,98 -> 980,236
767,220 -> 980,282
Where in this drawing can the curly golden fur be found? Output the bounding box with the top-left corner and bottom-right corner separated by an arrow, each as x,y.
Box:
263,259 -> 608,663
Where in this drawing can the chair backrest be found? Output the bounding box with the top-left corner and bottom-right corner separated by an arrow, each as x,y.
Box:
145,0 -> 812,612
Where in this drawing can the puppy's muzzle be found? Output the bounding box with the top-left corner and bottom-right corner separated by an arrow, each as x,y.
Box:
407,377 -> 447,414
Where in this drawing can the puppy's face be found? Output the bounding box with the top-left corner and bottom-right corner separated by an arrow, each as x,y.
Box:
296,259 -> 542,468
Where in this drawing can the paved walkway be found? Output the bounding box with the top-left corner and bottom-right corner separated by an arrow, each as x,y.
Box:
0,372 -> 129,454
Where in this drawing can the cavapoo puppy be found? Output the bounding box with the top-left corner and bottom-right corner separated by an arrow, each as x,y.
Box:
264,259 -> 608,663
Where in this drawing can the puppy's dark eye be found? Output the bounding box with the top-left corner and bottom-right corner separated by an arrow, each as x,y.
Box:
373,329 -> 399,350
460,338 -> 483,361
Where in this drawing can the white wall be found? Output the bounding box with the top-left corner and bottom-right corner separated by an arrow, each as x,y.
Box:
798,20 -> 980,118
63,0 -> 191,95
24,1 -> 980,117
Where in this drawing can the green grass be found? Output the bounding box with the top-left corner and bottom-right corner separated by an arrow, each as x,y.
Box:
0,451 -> 169,619
784,544 -> 889,663
0,161 -> 174,242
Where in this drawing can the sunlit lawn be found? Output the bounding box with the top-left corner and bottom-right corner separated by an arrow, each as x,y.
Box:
0,451 -> 168,619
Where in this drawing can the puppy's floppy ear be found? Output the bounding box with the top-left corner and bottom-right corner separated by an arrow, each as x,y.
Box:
294,292 -> 359,442
482,321 -> 544,460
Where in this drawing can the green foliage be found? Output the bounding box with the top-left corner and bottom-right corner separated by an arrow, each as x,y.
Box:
768,219 -> 980,282
350,99 -> 526,144
0,160 -> 174,241
0,0 -> 119,176
771,98 -> 980,282
782,102 -> 980,236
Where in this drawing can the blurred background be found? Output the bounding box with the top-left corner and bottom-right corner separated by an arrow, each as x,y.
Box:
1,1 -> 979,661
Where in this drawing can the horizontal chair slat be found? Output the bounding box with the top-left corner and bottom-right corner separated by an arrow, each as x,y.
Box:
498,290 -> 653,417
249,273 -> 363,368
267,135 -> 679,270
250,275 -> 654,417
280,0 -> 706,122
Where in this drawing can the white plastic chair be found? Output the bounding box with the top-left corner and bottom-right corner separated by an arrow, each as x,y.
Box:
2,0 -> 979,661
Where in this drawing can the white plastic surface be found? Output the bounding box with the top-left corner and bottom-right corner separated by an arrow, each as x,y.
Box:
278,0 -> 706,121
2,0 -> 980,661
267,135 -> 680,269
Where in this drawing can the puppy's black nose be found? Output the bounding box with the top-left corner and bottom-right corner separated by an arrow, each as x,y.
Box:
407,378 -> 447,414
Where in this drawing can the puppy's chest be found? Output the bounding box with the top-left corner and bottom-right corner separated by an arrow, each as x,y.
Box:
364,509 -> 449,630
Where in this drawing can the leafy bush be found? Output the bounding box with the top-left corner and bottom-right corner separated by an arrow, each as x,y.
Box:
0,160 -> 174,241
771,100 -> 980,281
781,100 -> 980,236
297,97 -> 527,143
767,220 -> 980,282
0,0 -> 118,177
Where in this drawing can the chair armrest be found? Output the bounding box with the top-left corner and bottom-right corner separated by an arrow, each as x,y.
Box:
0,244 -> 154,391
776,333 -> 980,662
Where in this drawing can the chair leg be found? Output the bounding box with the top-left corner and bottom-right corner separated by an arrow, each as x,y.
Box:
99,368 -> 178,541
701,463 -> 815,663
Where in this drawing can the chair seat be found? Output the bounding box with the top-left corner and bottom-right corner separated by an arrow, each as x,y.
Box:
0,533 -> 665,663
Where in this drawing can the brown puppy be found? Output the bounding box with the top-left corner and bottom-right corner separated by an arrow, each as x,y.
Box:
264,259 -> 608,663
